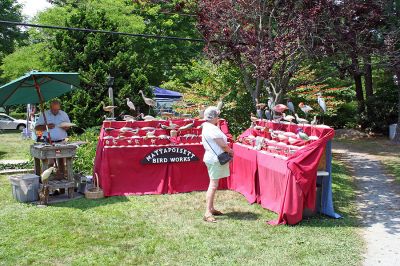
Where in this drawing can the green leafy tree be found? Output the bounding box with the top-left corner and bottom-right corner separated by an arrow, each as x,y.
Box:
48,6 -> 149,128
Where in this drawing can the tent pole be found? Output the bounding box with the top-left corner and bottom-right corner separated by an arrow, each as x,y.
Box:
32,75 -> 53,145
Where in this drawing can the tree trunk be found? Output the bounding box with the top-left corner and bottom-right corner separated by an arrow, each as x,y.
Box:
393,70 -> 400,143
354,73 -> 365,114
351,56 -> 365,115
363,55 -> 373,122
364,55 -> 373,98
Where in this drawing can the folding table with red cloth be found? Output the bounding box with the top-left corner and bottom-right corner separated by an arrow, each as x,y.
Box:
93,119 -> 231,196
229,121 -> 341,225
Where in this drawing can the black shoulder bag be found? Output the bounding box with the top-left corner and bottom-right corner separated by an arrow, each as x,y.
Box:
204,136 -> 232,165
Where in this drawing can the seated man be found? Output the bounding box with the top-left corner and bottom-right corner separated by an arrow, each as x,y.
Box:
35,100 -> 71,143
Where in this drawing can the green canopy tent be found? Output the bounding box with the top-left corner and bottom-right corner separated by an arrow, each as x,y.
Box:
0,71 -> 80,143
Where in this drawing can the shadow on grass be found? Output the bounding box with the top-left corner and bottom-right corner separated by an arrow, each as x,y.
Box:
224,211 -> 260,220
299,158 -> 360,228
51,195 -> 130,210
0,151 -> 6,160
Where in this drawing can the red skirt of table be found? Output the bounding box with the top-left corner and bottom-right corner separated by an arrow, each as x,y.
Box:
95,143 -> 228,196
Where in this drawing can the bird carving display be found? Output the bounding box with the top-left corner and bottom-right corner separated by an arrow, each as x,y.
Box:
139,90 -> 156,107
283,113 -> 295,123
41,167 -> 56,183
317,92 -> 327,113
101,101 -> 117,113
295,113 -> 309,125
126,98 -> 136,111
287,99 -> 295,114
297,128 -> 310,141
273,104 -> 288,113
298,102 -> 313,117
178,121 -> 194,131
265,109 -> 272,120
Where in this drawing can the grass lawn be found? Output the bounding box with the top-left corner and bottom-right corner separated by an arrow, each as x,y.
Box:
0,160 -> 362,265
0,131 -> 33,161
335,137 -> 400,183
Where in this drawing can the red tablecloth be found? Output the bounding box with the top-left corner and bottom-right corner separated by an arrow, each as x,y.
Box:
229,122 -> 334,225
93,119 -> 230,196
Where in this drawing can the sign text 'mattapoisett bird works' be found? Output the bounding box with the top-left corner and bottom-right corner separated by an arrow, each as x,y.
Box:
141,147 -> 199,164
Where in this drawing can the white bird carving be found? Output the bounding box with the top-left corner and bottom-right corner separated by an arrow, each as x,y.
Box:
317,93 -> 327,113
126,98 -> 136,111
140,113 -> 155,121
123,115 -> 136,121
295,113 -> 309,125
178,121 -> 194,131
311,116 -> 317,125
216,99 -> 223,111
41,167 -> 56,183
101,101 -> 117,113
139,90 -> 156,107
298,102 -> 313,116
283,113 -> 296,123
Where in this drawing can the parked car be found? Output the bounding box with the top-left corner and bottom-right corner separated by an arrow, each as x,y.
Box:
0,113 -> 31,130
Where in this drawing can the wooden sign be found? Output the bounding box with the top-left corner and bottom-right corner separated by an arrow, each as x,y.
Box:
141,147 -> 199,164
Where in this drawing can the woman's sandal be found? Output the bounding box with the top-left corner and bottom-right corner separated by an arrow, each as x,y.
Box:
211,210 -> 223,216
203,215 -> 217,223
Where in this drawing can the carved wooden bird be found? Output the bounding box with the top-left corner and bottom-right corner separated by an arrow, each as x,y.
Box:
273,104 -> 288,113
139,90 -> 156,107
287,99 -> 295,114
295,113 -> 309,124
283,113 -> 295,123
298,102 -> 313,116
101,101 -> 117,113
317,92 -> 327,113
126,98 -> 135,111
41,167 -> 56,182
297,128 -> 310,141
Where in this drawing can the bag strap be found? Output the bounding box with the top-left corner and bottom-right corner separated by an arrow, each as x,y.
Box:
204,134 -> 219,156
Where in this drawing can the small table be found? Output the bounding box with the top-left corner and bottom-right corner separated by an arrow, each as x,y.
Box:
30,143 -> 77,203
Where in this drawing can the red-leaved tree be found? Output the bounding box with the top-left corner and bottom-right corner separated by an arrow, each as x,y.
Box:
197,0 -> 325,105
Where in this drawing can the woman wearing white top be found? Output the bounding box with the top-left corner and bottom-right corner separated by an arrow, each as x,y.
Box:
201,106 -> 234,222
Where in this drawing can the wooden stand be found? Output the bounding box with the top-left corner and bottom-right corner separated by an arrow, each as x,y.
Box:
31,144 -> 77,204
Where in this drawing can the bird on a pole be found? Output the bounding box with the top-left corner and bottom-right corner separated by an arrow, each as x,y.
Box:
139,90 -> 156,114
126,98 -> 136,111
287,98 -> 295,114
317,92 -> 327,113
298,102 -> 313,117
101,101 -> 117,113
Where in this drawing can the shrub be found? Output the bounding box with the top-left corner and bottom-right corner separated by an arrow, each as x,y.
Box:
9,112 -> 26,120
69,127 -> 100,175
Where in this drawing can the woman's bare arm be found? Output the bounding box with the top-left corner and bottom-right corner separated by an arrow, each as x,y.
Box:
214,138 -> 234,156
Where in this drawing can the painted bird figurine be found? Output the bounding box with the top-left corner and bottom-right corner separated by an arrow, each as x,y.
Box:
126,98 -> 135,111
101,101 -> 117,113
295,113 -> 309,125
41,167 -> 56,183
298,102 -> 313,117
250,113 -> 258,122
178,121 -> 194,131
283,113 -> 296,123
264,109 -> 272,120
287,99 -> 295,114
317,92 -> 327,113
139,90 -> 156,114
297,128 -> 310,141
273,104 -> 288,114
